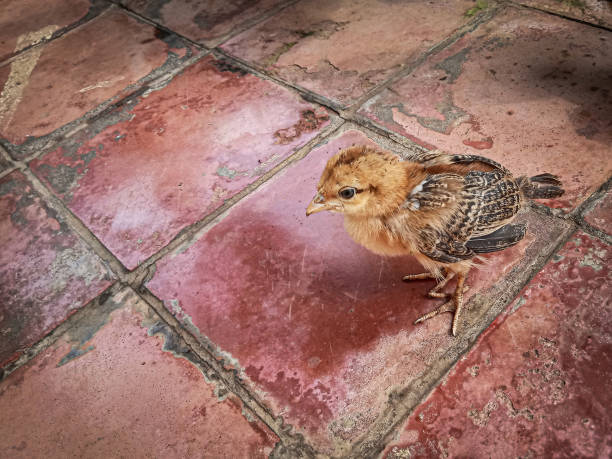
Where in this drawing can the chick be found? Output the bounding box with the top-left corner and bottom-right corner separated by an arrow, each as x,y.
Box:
306,146 -> 563,336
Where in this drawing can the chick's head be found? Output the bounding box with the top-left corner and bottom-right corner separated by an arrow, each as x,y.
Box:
306,145 -> 409,218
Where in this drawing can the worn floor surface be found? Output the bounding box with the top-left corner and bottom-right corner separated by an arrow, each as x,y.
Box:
1,1 -> 610,458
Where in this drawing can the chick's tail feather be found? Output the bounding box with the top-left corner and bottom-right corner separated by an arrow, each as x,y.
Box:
518,173 -> 564,199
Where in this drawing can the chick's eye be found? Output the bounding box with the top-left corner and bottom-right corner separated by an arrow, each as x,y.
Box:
339,187 -> 356,199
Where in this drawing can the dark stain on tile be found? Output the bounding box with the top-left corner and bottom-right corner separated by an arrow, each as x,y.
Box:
434,47 -> 471,84
57,291 -> 123,367
274,107 -> 329,144
212,59 -> 248,76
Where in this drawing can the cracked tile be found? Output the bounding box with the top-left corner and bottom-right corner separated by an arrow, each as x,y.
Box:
31,55 -> 332,269
146,128 -> 570,455
382,232 -> 611,458
360,6 -> 612,211
0,8 -> 195,151
0,171 -> 113,367
222,0 -> 477,107
119,0 -> 293,47
0,287 -> 278,457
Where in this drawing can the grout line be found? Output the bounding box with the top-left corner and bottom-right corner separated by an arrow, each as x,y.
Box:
108,1 -> 209,51
344,3 -> 504,116
0,0 -> 111,68
213,3 -> 504,117
208,0 -> 302,48
22,168 -> 130,282
136,287 -> 319,457
2,48 -> 209,162
109,0 -> 301,51
0,145 -> 17,179
211,48 -> 345,113
210,2 -> 503,121
570,175 -> 612,220
508,0 -> 612,32
0,282 -> 122,382
577,220 -> 612,245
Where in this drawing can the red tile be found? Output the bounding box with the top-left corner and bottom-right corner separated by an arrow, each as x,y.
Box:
382,232 -> 611,458
0,8 -> 193,148
519,0 -> 612,28
584,189 -> 611,235
31,56 -> 331,269
0,288 -> 278,457
360,6 -> 612,211
222,0 -> 477,107
0,171 -> 113,367
0,0 -> 99,63
120,0 -> 292,47
146,128 -> 567,454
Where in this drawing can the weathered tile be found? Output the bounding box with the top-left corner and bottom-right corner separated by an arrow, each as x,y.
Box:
519,0 -> 612,28
0,171 -> 113,367
0,8 -> 194,150
31,56 -> 331,269
146,128 -> 569,454
382,232 -> 611,458
222,0 -> 477,107
0,288 -> 278,457
0,148 -> 11,175
584,189 -> 611,235
120,0 -> 292,47
0,0 -> 106,63
360,6 -> 612,211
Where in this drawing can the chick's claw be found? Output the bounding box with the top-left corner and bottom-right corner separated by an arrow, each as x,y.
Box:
414,273 -> 467,336
414,294 -> 463,336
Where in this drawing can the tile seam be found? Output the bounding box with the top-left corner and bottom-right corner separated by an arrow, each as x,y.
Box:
0,282 -> 122,382
345,2 -> 506,116
1,36 -> 210,161
21,168 -> 130,281
0,0 -> 112,68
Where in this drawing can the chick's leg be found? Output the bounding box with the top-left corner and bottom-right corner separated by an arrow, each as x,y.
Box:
414,272 -> 467,337
403,269 -> 455,299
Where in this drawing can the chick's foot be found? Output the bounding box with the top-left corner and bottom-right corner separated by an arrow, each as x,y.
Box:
414,273 -> 466,336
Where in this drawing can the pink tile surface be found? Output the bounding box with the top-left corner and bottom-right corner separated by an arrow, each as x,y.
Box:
360,6 -> 612,211
0,0 -> 94,62
0,8 -> 190,146
584,190 -> 611,235
147,128 -> 566,453
0,288 -> 278,458
382,232 -> 611,458
222,0 -> 476,107
520,0 -> 612,28
31,56 -> 331,269
120,0 -> 291,47
0,171 -> 113,367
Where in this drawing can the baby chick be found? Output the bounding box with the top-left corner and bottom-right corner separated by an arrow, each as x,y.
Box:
306,146 -> 563,336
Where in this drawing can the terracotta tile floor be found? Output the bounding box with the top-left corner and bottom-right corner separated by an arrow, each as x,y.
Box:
1,1 -> 610,457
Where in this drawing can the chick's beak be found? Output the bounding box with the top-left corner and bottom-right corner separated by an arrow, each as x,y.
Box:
306,192 -> 328,216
